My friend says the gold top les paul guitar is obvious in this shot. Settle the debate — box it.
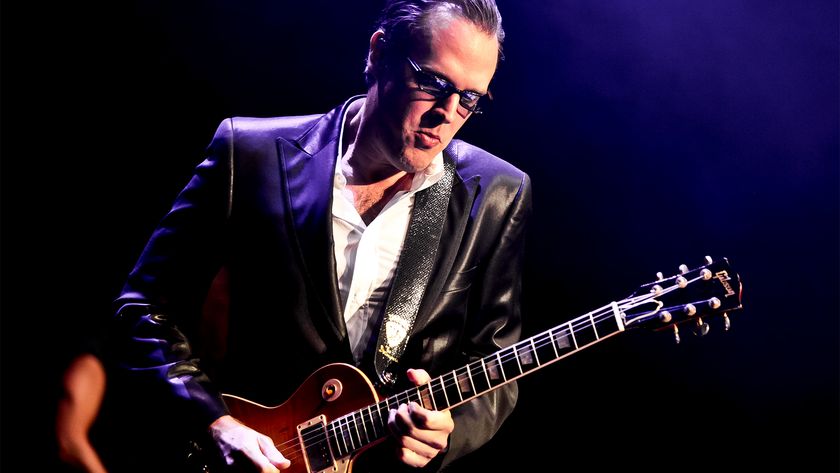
[191,256,743,473]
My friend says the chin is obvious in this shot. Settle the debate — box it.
[400,148,437,173]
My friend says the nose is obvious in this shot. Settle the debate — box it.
[434,93,462,123]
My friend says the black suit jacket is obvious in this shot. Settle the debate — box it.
[112,96,532,470]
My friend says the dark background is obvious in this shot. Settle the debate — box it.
[3,1,837,471]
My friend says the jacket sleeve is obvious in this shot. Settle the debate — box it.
[110,119,235,427]
[440,172,532,469]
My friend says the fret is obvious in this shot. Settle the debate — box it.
[386,395,398,412]
[486,354,504,387]
[589,312,600,339]
[351,413,363,448]
[355,410,369,444]
[455,368,473,399]
[573,315,598,347]
[394,390,409,407]
[534,331,558,365]
[471,361,490,394]
[344,416,357,451]
[438,370,460,404]
[411,386,422,408]
[515,341,537,373]
[529,338,540,366]
[481,358,492,387]
[452,370,464,401]
[499,346,520,379]
[419,383,436,411]
[431,376,448,409]
[466,363,476,394]
[366,405,378,439]
[329,422,343,457]
[568,321,579,349]
[406,388,420,406]
[438,375,451,408]
[338,417,350,454]
[375,401,386,434]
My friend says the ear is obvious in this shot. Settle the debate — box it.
[365,30,387,80]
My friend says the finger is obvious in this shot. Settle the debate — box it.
[406,368,431,385]
[388,403,412,437]
[239,446,280,473]
[396,445,435,468]
[399,434,441,459]
[409,402,454,433]
[258,435,291,469]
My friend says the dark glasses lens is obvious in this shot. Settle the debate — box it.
[406,57,490,114]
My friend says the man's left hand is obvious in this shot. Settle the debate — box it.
[387,368,455,468]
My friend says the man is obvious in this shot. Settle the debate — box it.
[110,1,531,471]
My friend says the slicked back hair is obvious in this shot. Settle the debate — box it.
[365,0,505,86]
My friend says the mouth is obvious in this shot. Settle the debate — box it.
[415,130,441,149]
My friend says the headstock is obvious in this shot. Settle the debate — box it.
[621,256,743,342]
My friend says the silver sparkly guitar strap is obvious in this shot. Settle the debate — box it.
[374,158,456,386]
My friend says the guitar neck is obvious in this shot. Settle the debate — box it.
[325,302,628,458]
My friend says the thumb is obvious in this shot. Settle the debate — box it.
[406,368,431,385]
[258,435,291,469]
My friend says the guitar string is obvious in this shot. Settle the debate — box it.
[274,281,693,459]
[269,275,700,460]
[271,298,641,459]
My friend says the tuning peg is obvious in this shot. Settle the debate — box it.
[708,297,722,309]
[693,317,710,337]
[659,310,673,323]
[679,264,689,274]
[656,271,664,281]
[673,325,681,344]
[723,313,731,331]
[705,255,714,265]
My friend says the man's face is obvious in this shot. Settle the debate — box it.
[372,16,499,173]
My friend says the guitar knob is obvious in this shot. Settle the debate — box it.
[723,313,731,331]
[679,264,689,274]
[693,317,710,337]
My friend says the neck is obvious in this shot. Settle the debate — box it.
[342,97,406,185]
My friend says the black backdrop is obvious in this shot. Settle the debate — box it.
[3,1,837,471]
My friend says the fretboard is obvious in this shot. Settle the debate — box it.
[325,302,627,457]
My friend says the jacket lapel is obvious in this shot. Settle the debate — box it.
[276,100,357,343]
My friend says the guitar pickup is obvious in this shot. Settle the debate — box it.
[297,415,335,473]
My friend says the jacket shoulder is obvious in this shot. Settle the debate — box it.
[447,139,529,184]
[211,114,324,145]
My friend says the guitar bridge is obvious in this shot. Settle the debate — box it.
[297,415,337,473]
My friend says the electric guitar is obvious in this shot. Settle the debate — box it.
[190,256,743,472]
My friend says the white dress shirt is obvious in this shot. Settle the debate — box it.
[332,99,444,363]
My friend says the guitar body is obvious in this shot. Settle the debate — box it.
[222,363,381,473]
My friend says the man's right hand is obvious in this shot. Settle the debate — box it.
[209,415,291,472]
